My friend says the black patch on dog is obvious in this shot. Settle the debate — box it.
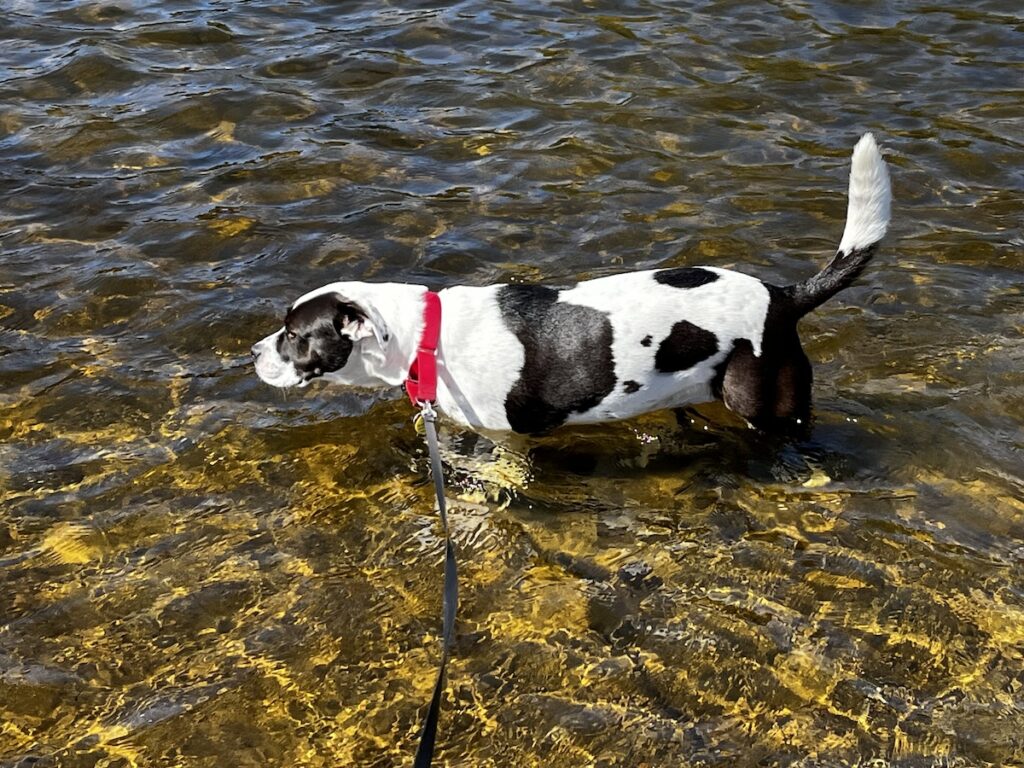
[640,335,652,347]
[280,293,364,381]
[623,380,641,394]
[497,285,616,434]
[654,267,719,289]
[654,320,719,373]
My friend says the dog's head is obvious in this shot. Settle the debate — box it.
[251,286,389,388]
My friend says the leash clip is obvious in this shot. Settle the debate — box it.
[412,401,436,435]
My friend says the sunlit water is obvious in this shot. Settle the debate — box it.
[1,1,1022,766]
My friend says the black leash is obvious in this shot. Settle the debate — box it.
[412,402,458,767]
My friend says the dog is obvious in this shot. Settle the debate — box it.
[252,133,890,436]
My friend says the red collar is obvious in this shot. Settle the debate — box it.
[404,290,442,405]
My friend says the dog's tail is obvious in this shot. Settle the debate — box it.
[786,133,891,316]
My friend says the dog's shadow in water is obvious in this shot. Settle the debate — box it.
[435,402,870,514]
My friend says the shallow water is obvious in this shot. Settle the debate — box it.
[1,1,1023,766]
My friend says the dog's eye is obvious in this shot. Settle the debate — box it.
[286,331,296,340]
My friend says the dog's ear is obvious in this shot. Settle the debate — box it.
[333,295,389,348]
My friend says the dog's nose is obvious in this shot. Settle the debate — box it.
[250,344,261,359]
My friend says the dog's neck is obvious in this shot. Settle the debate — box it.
[328,282,430,387]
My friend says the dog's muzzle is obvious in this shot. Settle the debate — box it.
[251,333,304,388]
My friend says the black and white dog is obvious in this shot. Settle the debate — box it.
[253,134,890,436]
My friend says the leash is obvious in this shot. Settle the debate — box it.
[411,402,457,767]
[404,290,457,767]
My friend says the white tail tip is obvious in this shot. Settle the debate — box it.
[837,132,891,255]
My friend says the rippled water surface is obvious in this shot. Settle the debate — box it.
[2,1,1023,765]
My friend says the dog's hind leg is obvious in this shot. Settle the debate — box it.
[771,339,812,428]
[719,337,812,435]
